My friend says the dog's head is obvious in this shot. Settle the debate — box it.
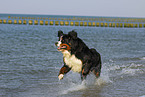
[55,30,77,52]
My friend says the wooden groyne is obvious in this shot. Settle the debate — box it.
[0,16,145,28]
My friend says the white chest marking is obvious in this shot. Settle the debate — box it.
[62,51,82,73]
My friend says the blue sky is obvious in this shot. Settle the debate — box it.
[0,0,145,18]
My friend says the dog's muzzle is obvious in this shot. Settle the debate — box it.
[55,41,71,51]
[55,41,62,47]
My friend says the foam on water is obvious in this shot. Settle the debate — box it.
[121,68,140,75]
[121,63,144,76]
[108,62,144,75]
[140,57,145,60]
[140,95,145,97]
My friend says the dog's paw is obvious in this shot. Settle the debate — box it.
[58,74,64,80]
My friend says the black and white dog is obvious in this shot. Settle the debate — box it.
[55,30,102,81]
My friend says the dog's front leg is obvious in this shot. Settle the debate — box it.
[58,64,71,80]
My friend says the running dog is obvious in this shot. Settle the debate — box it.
[55,30,102,81]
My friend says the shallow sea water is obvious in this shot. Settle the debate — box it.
[0,23,145,97]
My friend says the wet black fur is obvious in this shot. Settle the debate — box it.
[56,30,102,80]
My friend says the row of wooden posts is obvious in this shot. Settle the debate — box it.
[0,19,145,28]
[8,16,145,22]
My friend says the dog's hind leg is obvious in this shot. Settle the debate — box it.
[80,72,86,81]
[93,64,101,78]
[81,62,91,81]
[93,70,100,78]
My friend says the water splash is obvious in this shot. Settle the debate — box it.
[60,80,86,95]
[59,64,113,95]
[95,77,107,86]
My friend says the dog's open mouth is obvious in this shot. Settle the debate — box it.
[57,45,67,50]
[57,44,71,51]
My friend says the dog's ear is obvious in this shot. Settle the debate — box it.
[68,30,77,39]
[58,30,63,37]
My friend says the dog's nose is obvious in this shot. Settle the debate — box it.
[55,41,61,46]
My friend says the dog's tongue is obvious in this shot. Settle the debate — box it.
[57,46,66,50]
[57,46,61,50]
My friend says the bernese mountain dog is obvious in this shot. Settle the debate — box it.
[55,30,102,81]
